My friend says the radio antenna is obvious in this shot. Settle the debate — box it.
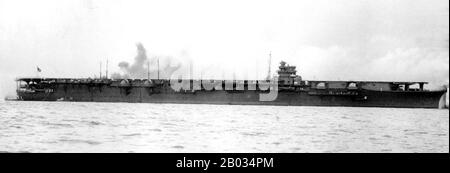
[157,58,160,80]
[267,51,272,80]
[99,61,102,79]
[147,60,150,80]
[106,58,108,79]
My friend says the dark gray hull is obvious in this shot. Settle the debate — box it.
[17,84,447,108]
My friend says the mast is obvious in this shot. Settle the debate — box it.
[106,59,108,79]
[99,61,102,79]
[267,51,272,80]
[157,58,160,80]
[147,60,150,80]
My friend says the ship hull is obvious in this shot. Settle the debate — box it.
[17,84,447,108]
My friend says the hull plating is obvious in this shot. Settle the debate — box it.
[17,84,446,108]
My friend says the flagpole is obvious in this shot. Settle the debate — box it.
[36,66,42,78]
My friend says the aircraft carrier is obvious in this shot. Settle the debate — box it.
[15,61,447,108]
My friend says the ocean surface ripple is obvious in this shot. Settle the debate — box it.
[0,101,448,153]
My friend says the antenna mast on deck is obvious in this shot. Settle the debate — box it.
[147,61,150,80]
[99,61,102,79]
[157,58,160,80]
[106,59,108,79]
[266,51,272,80]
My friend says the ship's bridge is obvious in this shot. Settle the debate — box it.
[277,61,302,86]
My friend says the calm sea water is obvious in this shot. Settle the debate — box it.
[0,101,448,153]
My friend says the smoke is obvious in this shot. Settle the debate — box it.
[111,43,183,79]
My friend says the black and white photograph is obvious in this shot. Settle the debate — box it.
[0,0,448,170]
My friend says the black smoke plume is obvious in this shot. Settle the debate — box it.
[111,43,182,79]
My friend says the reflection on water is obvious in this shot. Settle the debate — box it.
[0,101,448,153]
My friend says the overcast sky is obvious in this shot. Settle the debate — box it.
[0,0,449,97]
